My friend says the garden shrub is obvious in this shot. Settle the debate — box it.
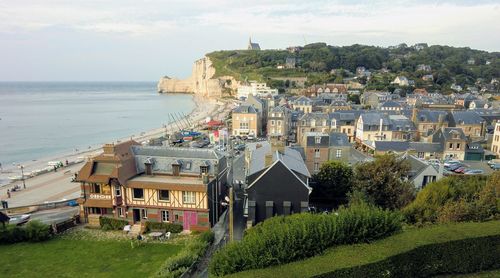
[209,204,403,276]
[144,221,183,233]
[0,221,52,244]
[314,235,500,278]
[403,175,499,224]
[99,216,128,230]
[156,231,214,278]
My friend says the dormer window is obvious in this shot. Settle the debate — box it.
[172,161,181,176]
[200,165,209,175]
[315,137,321,144]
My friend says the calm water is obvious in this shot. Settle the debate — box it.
[0,82,195,165]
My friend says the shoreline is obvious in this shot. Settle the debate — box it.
[0,94,234,187]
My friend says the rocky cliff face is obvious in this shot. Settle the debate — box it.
[157,57,238,98]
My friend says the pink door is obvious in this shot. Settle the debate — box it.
[183,211,198,230]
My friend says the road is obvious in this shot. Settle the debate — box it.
[30,206,79,225]
[0,163,82,207]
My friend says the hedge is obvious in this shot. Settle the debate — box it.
[314,235,500,278]
[155,231,214,278]
[99,216,129,230]
[0,221,52,244]
[209,204,402,276]
[144,221,183,234]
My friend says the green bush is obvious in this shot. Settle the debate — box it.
[25,220,51,242]
[403,175,499,224]
[315,235,500,278]
[99,216,129,230]
[209,204,403,276]
[144,221,183,234]
[156,231,214,278]
[0,221,52,244]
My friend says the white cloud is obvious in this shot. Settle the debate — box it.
[0,1,498,49]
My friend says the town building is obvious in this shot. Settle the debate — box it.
[491,121,500,157]
[267,105,292,141]
[448,111,486,140]
[237,82,278,99]
[432,127,467,160]
[405,155,442,190]
[291,96,313,113]
[231,105,261,136]
[244,142,311,226]
[77,141,228,231]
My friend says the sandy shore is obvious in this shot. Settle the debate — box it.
[0,94,234,187]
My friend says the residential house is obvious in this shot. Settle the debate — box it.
[491,121,500,157]
[391,76,410,86]
[422,74,434,82]
[267,105,292,141]
[372,141,443,159]
[380,101,403,111]
[237,82,277,99]
[245,143,311,225]
[231,105,261,136]
[407,109,449,141]
[416,64,432,72]
[328,100,352,111]
[125,146,228,231]
[300,132,351,174]
[330,112,357,142]
[244,94,267,132]
[448,111,486,140]
[405,155,442,190]
[432,127,467,160]
[361,91,391,108]
[355,113,392,143]
[297,113,331,145]
[77,140,140,226]
[389,115,417,141]
[292,96,313,113]
[77,142,228,231]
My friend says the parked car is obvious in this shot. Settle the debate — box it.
[491,163,500,170]
[427,159,440,166]
[464,169,484,175]
[8,214,30,226]
[446,164,463,171]
[454,167,467,174]
[444,160,461,167]
[487,159,500,166]
[247,135,255,141]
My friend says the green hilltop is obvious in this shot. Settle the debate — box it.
[206,43,500,92]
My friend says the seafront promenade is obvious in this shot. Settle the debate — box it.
[0,95,234,207]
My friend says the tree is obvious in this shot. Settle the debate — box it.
[311,161,353,206]
[353,154,415,210]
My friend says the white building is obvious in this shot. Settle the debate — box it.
[492,121,500,157]
[237,82,278,99]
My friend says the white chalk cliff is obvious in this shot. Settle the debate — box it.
[157,57,238,98]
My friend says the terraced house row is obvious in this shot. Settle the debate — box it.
[76,141,228,231]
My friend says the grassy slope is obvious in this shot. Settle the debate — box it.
[228,221,500,278]
[0,238,183,277]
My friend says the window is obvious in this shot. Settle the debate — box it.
[314,163,320,172]
[89,207,102,214]
[158,190,169,201]
[114,185,121,196]
[117,207,124,217]
[161,210,170,222]
[141,208,148,219]
[91,183,101,194]
[183,191,196,204]
[200,165,209,175]
[133,188,144,199]
[315,137,321,144]
[240,122,249,129]
[336,149,342,158]
[270,120,275,126]
[449,143,453,149]
[314,149,320,158]
[456,143,461,149]
[418,152,424,158]
[277,120,282,126]
[173,164,180,176]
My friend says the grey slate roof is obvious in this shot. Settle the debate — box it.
[233,105,257,114]
[409,142,443,153]
[381,100,402,108]
[329,132,350,147]
[374,141,410,152]
[248,146,310,178]
[442,127,467,141]
[450,111,485,125]
[131,145,224,176]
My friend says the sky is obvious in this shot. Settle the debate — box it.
[0,0,499,81]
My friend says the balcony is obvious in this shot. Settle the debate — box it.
[89,194,112,200]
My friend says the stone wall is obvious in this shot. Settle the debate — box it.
[157,57,239,98]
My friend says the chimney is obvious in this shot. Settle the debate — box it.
[265,153,274,167]
[411,108,418,124]
[379,118,383,136]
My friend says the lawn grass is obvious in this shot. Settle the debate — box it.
[228,221,500,277]
[0,233,183,277]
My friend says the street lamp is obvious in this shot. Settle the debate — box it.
[18,164,26,189]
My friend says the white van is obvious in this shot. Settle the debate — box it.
[487,159,500,165]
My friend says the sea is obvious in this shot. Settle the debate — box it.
[0,82,195,166]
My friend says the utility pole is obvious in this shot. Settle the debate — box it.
[229,186,234,242]
[19,165,26,189]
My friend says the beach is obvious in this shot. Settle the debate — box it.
[0,94,234,194]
